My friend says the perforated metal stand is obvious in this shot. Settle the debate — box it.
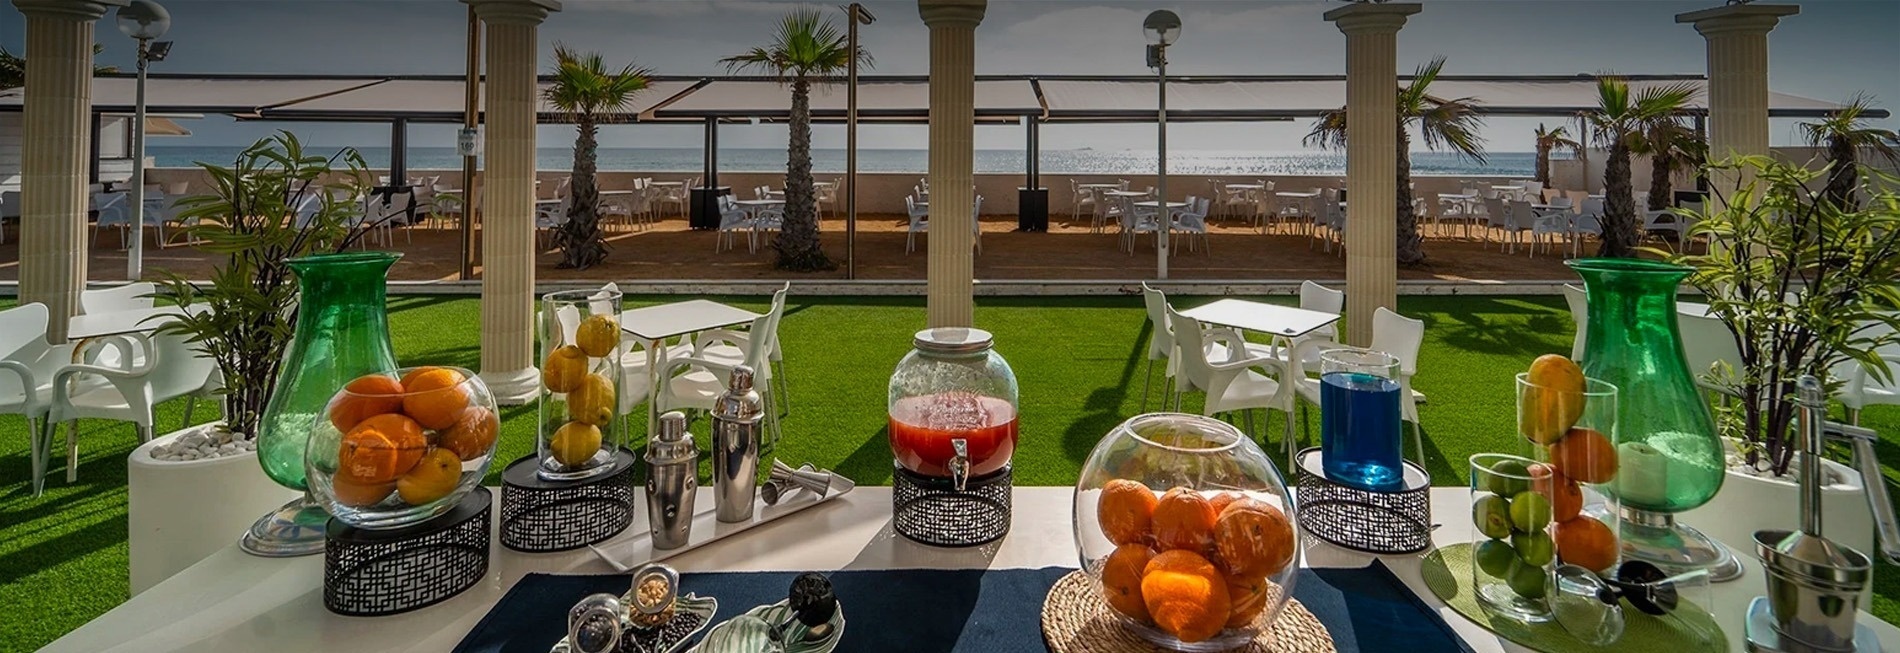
[323,486,491,616]
[893,464,1012,547]
[1294,448,1432,554]
[500,449,637,552]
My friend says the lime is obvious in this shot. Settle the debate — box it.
[1472,495,1513,540]
[1506,559,1549,600]
[1475,539,1517,577]
[1513,530,1555,567]
[1510,491,1553,532]
[1485,459,1532,497]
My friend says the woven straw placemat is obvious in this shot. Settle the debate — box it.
[1041,570,1336,653]
[1421,543,1727,653]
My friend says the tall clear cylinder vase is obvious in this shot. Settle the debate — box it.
[242,252,401,557]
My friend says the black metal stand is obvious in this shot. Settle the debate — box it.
[499,449,637,552]
[689,186,731,230]
[323,486,491,616]
[893,464,1012,547]
[1017,188,1048,232]
[1293,448,1432,554]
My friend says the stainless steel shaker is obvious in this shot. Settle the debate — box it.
[645,411,697,549]
[711,365,765,523]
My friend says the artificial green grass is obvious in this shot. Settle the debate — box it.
[3,294,1897,650]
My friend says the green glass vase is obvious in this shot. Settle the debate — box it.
[1567,257,1739,580]
[241,251,400,557]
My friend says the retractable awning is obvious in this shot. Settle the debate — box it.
[257,78,702,122]
[639,79,1043,123]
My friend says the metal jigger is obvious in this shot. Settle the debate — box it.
[761,460,835,506]
[1745,376,1899,653]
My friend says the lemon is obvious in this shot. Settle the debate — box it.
[541,345,589,393]
[566,373,616,427]
[575,314,621,358]
[550,421,603,467]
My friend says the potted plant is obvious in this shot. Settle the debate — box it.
[127,132,387,592]
[1663,155,1900,558]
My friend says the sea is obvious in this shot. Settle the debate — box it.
[148,146,1538,177]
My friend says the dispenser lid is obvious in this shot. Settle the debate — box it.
[914,328,993,354]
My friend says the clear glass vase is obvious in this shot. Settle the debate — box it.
[243,251,401,557]
[1318,347,1404,492]
[1566,258,1737,580]
[538,289,625,482]
[306,366,499,529]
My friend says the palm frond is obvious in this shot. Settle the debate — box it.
[1802,93,1900,164]
[543,43,651,122]
[721,6,870,83]
[1304,108,1348,150]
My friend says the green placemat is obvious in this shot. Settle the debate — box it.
[1421,543,1727,653]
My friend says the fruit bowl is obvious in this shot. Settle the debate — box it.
[1073,413,1300,652]
[305,366,499,529]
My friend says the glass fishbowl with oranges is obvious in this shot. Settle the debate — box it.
[538,289,625,482]
[305,366,499,529]
[1074,413,1300,651]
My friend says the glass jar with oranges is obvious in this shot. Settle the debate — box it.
[305,366,499,529]
[1074,413,1300,651]
[538,289,625,482]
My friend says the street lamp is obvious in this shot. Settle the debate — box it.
[1143,9,1179,279]
[116,0,171,281]
[845,2,874,280]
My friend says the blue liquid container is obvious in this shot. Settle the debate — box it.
[1319,370,1404,491]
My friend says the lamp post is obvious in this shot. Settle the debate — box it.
[1144,10,1179,280]
[846,3,874,280]
[116,0,171,281]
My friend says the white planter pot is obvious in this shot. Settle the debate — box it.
[128,424,298,595]
[1677,439,1874,593]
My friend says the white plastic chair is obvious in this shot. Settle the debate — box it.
[91,191,131,248]
[1572,198,1606,257]
[1167,304,1295,456]
[695,283,792,416]
[905,196,930,254]
[972,195,985,255]
[1529,202,1572,258]
[1118,197,1158,254]
[1679,310,1744,398]
[1563,284,1588,360]
[1840,323,1900,425]
[43,328,218,489]
[1070,179,1096,225]
[716,195,759,253]
[1269,281,1345,375]
[80,282,158,368]
[1171,198,1211,254]
[657,311,782,444]
[1,304,79,496]
[1289,307,1427,468]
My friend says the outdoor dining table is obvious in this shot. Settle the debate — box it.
[1102,190,1149,198]
[1077,183,1121,189]
[1277,191,1320,199]
[38,486,1891,653]
[1226,183,1266,190]
[620,299,763,437]
[1134,200,1189,210]
[1181,297,1339,339]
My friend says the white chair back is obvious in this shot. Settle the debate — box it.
[81,282,157,315]
[1299,281,1344,339]
[1166,304,1216,393]
[1140,283,1173,361]
[1368,307,1423,378]
[144,329,217,399]
[1679,311,1743,386]
[1563,283,1587,360]
[0,303,59,402]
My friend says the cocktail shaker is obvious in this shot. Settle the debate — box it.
[711,365,765,523]
[645,411,697,549]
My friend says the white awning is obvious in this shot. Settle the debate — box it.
[641,79,1043,122]
[259,78,702,122]
[0,76,384,115]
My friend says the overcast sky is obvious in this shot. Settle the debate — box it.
[4,0,1895,152]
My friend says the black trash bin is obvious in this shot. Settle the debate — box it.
[1017,187,1048,232]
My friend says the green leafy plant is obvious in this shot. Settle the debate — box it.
[1306,55,1487,267]
[1587,75,1697,257]
[722,6,871,272]
[1661,155,1900,475]
[155,132,388,442]
[0,43,117,90]
[1533,123,1579,187]
[544,44,651,270]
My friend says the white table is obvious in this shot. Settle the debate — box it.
[1181,298,1341,339]
[1226,183,1266,190]
[1078,183,1121,190]
[1135,201,1190,210]
[620,300,762,436]
[1103,190,1149,198]
[67,305,204,341]
[42,487,1893,653]
[650,181,684,187]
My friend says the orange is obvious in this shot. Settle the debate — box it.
[397,447,463,505]
[327,374,404,433]
[550,421,603,467]
[1520,355,1586,445]
[1141,550,1231,643]
[1208,492,1243,516]
[401,367,471,430]
[566,373,616,427]
[1097,479,1158,546]
[331,476,395,508]
[1225,574,1271,628]
[336,413,428,484]
[1531,464,1585,523]
[1100,543,1156,622]
[1152,487,1218,552]
[541,345,590,393]
[1214,499,1296,578]
[575,314,621,358]
[438,406,499,461]
[1549,428,1618,483]
[1554,515,1618,572]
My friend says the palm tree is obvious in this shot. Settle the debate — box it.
[0,44,118,90]
[1305,56,1486,266]
[1585,76,1697,258]
[1800,94,1899,209]
[543,45,650,270]
[1532,123,1579,186]
[722,7,869,272]
[1636,116,1702,211]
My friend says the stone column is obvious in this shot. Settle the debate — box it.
[12,0,126,342]
[919,0,984,328]
[1678,4,1797,208]
[466,0,559,404]
[1326,3,1418,347]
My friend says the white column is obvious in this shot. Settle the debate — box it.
[466,0,559,404]
[12,0,127,342]
[1678,3,1797,209]
[1325,3,1418,347]
[919,0,984,329]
